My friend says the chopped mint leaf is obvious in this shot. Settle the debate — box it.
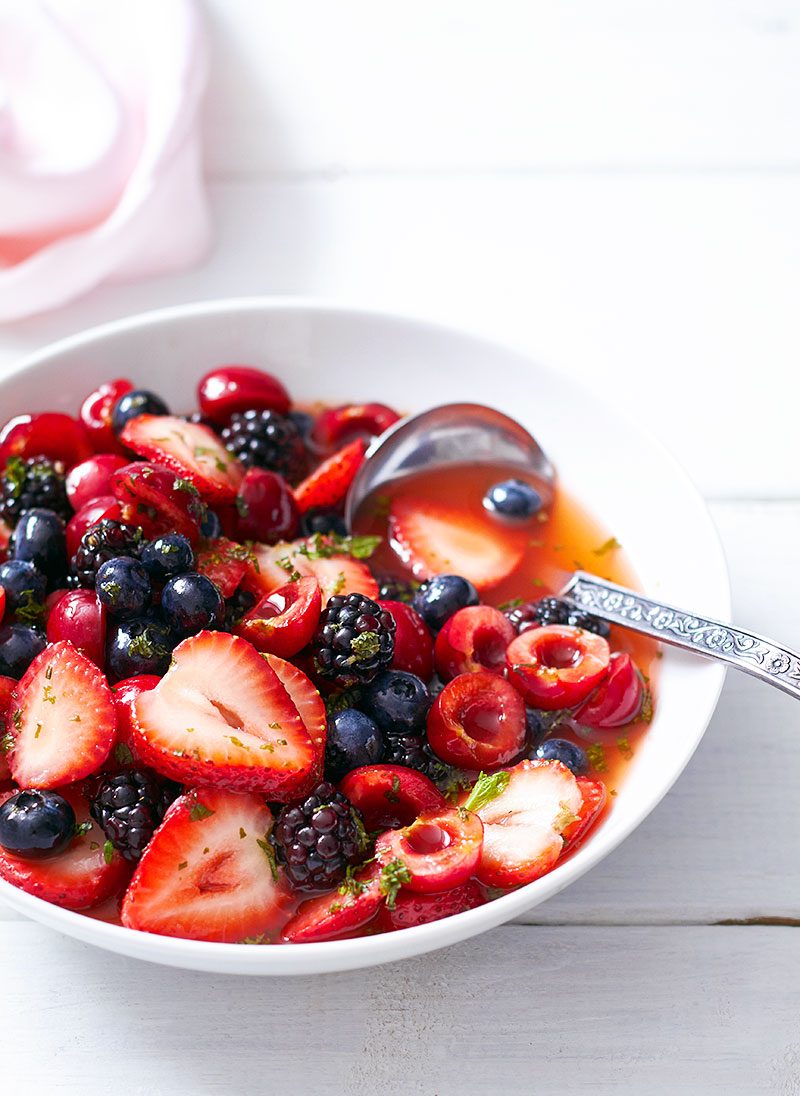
[172,476,199,497]
[177,861,188,871]
[276,556,302,581]
[42,684,56,705]
[296,532,381,562]
[0,732,13,754]
[554,800,580,831]
[257,837,279,882]
[350,631,380,660]
[114,742,134,765]
[15,589,45,624]
[497,597,523,611]
[12,709,21,729]
[616,736,633,759]
[592,536,622,557]
[73,820,92,838]
[239,933,268,945]
[235,495,249,518]
[379,858,412,910]
[189,802,215,822]
[239,827,247,839]
[586,743,608,772]
[324,688,362,716]
[463,771,510,813]
[385,774,401,803]
[103,840,114,865]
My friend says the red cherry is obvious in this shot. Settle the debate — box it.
[312,403,400,451]
[338,764,446,831]
[234,467,299,543]
[427,671,527,769]
[434,605,515,682]
[111,674,160,766]
[197,365,291,425]
[378,879,485,932]
[46,589,106,668]
[109,461,206,543]
[0,412,92,471]
[66,496,123,558]
[66,454,129,512]
[573,651,644,729]
[375,805,483,894]
[234,577,322,658]
[506,625,610,710]
[79,378,133,453]
[378,599,434,680]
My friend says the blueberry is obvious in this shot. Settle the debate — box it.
[141,534,195,581]
[361,670,431,735]
[534,738,588,775]
[111,389,170,436]
[0,790,76,860]
[325,708,385,781]
[412,574,479,631]
[483,478,542,521]
[11,508,66,585]
[525,708,547,749]
[200,509,221,539]
[289,410,315,439]
[160,573,225,636]
[0,624,46,679]
[301,508,348,537]
[106,618,173,681]
[0,560,46,614]
[95,557,152,620]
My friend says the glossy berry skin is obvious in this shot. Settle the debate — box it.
[0,413,92,471]
[90,769,178,861]
[46,589,106,667]
[111,389,170,436]
[427,671,527,770]
[109,461,206,544]
[200,509,222,539]
[0,790,76,860]
[378,599,434,680]
[272,781,364,890]
[506,596,610,639]
[314,593,396,686]
[0,560,46,614]
[197,364,291,424]
[434,605,515,681]
[375,805,483,894]
[11,508,66,584]
[0,456,70,527]
[221,410,306,484]
[234,576,322,658]
[311,403,400,451]
[140,534,195,581]
[339,764,446,832]
[506,625,611,710]
[160,573,225,636]
[378,879,485,932]
[80,378,133,453]
[65,496,123,559]
[412,574,479,632]
[111,674,160,763]
[234,467,299,543]
[325,708,385,782]
[573,651,644,729]
[106,618,172,682]
[95,558,152,620]
[70,519,143,589]
[534,738,589,776]
[483,478,543,521]
[0,623,46,678]
[362,670,431,735]
[65,454,128,512]
[300,508,348,538]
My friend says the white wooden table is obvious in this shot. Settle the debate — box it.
[1,4,799,1092]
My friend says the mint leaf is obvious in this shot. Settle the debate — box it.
[463,770,510,813]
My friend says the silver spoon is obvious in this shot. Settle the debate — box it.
[346,402,800,703]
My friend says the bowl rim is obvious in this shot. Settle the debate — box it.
[0,296,730,974]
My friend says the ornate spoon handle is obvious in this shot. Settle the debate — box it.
[562,572,800,702]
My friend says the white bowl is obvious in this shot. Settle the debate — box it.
[0,299,729,975]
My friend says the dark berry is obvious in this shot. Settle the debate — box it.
[300,508,348,537]
[412,574,479,631]
[313,593,396,686]
[534,737,588,775]
[0,456,70,527]
[0,790,76,860]
[0,624,46,678]
[383,732,447,783]
[95,557,152,620]
[224,587,257,630]
[90,769,178,861]
[506,596,610,639]
[221,409,307,484]
[106,618,172,682]
[112,389,170,435]
[200,509,222,539]
[525,708,548,749]
[0,560,46,616]
[160,573,225,636]
[70,519,143,588]
[11,508,67,585]
[272,782,365,890]
[376,574,418,603]
[484,478,542,521]
[362,670,431,735]
[325,708,385,782]
[140,533,195,581]
[289,410,315,439]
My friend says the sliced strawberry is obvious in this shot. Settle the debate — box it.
[389,497,524,591]
[195,537,253,597]
[109,461,206,542]
[245,539,378,601]
[305,556,379,601]
[110,675,161,767]
[121,788,293,942]
[0,783,130,910]
[132,632,320,799]
[263,653,326,775]
[293,438,366,513]
[0,675,17,782]
[468,759,584,888]
[120,415,244,503]
[235,577,322,658]
[378,879,485,932]
[0,516,11,562]
[9,642,116,789]
[561,776,608,851]
[279,862,383,943]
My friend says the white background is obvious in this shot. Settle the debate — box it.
[1,3,800,1093]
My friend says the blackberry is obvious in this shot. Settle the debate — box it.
[221,409,307,484]
[70,519,144,588]
[384,732,447,783]
[505,596,610,639]
[313,593,396,686]
[272,781,365,890]
[90,769,179,862]
[376,574,418,603]
[0,456,70,526]
[224,587,256,629]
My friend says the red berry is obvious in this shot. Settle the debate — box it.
[46,590,106,668]
[338,764,446,831]
[378,878,485,932]
[0,517,11,563]
[375,805,483,894]
[280,862,383,943]
[66,454,128,512]
[0,675,16,782]
[79,378,133,453]
[561,776,608,852]
[120,415,244,504]
[65,496,123,558]
[111,674,160,766]
[197,365,291,425]
[109,461,206,543]
[434,605,515,682]
[235,576,322,658]
[573,651,644,728]
[234,467,299,543]
[312,403,400,450]
[378,599,434,680]
[293,438,366,513]
[0,413,92,471]
[506,625,610,711]
[427,671,526,769]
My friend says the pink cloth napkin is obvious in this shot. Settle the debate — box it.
[0,0,209,322]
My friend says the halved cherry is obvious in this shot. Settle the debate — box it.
[66,495,123,558]
[235,576,322,658]
[427,671,526,769]
[434,605,515,682]
[375,805,483,894]
[46,589,106,668]
[561,776,608,851]
[311,403,400,451]
[111,674,161,766]
[66,454,129,512]
[280,862,383,943]
[197,365,291,424]
[0,413,92,471]
[379,599,434,680]
[506,625,610,711]
[79,378,133,454]
[377,878,485,932]
[109,461,206,543]
[338,764,446,831]
[573,651,644,729]
[234,467,299,544]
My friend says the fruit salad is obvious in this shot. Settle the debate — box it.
[0,366,655,944]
